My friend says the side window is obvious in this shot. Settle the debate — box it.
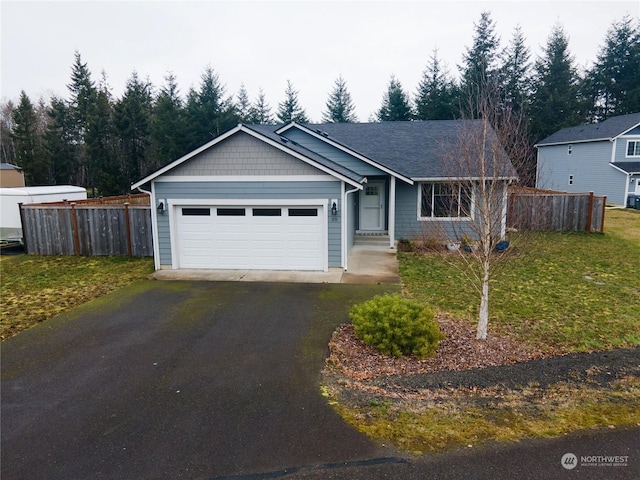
[627,141,640,157]
[568,144,572,155]
[568,175,574,185]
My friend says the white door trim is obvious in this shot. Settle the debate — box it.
[359,180,385,231]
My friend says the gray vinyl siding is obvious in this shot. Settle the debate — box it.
[615,134,640,162]
[395,182,498,241]
[283,128,386,176]
[154,181,342,267]
[537,141,628,205]
[170,132,323,176]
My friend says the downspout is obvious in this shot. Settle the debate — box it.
[342,184,361,271]
[136,185,160,270]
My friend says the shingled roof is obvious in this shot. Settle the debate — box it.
[277,120,517,180]
[536,112,640,146]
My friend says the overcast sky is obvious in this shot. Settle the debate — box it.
[1,0,638,122]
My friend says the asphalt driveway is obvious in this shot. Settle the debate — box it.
[1,281,397,479]
[3,281,638,480]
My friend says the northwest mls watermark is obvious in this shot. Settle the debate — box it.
[561,452,629,470]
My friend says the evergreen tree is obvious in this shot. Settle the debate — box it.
[586,15,640,120]
[248,88,274,124]
[376,75,413,121]
[459,11,501,109]
[12,91,48,185]
[44,96,75,185]
[86,73,120,195]
[322,75,357,123]
[151,73,189,166]
[114,71,153,190]
[186,66,238,149]
[277,80,309,123]
[415,50,459,120]
[498,25,532,115]
[236,84,251,123]
[66,51,97,186]
[529,23,583,142]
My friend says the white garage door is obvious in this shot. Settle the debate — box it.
[176,205,325,270]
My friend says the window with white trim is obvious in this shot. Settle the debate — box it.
[626,140,640,157]
[568,175,574,185]
[419,183,472,219]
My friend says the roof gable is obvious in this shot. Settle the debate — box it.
[131,125,365,190]
[536,112,640,146]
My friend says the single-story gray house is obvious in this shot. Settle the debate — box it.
[536,112,640,206]
[132,121,515,272]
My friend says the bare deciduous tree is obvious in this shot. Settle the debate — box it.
[434,82,530,340]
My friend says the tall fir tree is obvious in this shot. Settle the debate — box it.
[498,25,532,115]
[186,66,238,150]
[66,51,96,186]
[586,15,640,120]
[44,96,75,185]
[151,73,189,166]
[376,75,413,121]
[12,91,48,185]
[322,75,357,123]
[529,23,583,142]
[114,71,153,190]
[248,88,274,124]
[459,11,501,111]
[415,50,459,120]
[86,73,120,195]
[277,80,309,124]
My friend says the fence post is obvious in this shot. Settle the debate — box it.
[600,196,607,233]
[124,202,132,256]
[508,192,515,229]
[70,203,80,255]
[586,192,594,232]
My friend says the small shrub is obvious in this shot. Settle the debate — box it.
[349,294,445,359]
[398,238,416,252]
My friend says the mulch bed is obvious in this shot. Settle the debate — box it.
[325,315,640,394]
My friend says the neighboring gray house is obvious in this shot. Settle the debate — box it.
[132,121,515,272]
[536,112,640,206]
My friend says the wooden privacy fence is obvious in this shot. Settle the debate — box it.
[20,203,153,256]
[508,189,606,233]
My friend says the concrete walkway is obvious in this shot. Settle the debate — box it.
[152,244,401,284]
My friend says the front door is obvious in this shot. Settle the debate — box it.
[359,181,385,231]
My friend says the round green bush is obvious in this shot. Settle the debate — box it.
[349,294,445,359]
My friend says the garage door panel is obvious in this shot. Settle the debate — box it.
[176,204,324,270]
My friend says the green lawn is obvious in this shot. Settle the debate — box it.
[0,255,154,340]
[326,208,640,454]
[399,208,640,352]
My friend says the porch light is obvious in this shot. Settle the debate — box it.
[157,200,165,214]
[331,199,338,216]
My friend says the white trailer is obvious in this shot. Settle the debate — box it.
[0,185,87,244]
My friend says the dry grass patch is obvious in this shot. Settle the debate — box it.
[1,255,154,339]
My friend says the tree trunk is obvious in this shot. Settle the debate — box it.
[477,259,490,340]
